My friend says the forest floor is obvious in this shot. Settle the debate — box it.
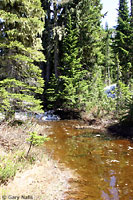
[0,121,77,200]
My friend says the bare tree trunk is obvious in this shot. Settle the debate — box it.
[105,29,111,85]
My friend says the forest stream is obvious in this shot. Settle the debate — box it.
[43,120,133,200]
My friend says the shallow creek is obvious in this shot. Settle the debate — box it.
[43,120,133,200]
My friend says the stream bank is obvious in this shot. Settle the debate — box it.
[0,121,77,200]
[80,111,133,139]
[54,109,133,138]
[0,111,132,200]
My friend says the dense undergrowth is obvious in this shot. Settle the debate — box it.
[83,80,133,126]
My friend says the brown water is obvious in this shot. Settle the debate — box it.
[43,120,133,200]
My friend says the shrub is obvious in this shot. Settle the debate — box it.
[26,131,49,157]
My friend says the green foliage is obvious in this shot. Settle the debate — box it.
[44,74,60,109]
[101,24,115,84]
[0,158,17,183]
[0,78,44,115]
[85,67,116,118]
[77,0,103,72]
[42,0,105,112]
[121,97,133,125]
[60,12,89,110]
[116,81,133,123]
[42,0,133,126]
[0,87,10,112]
[0,151,25,183]
[0,0,45,118]
[27,131,49,146]
[26,131,49,157]
[114,0,132,84]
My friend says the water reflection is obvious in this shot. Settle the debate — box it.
[102,170,119,200]
[43,120,133,200]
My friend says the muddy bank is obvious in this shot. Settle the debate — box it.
[54,109,133,138]
[80,112,133,139]
[54,109,81,120]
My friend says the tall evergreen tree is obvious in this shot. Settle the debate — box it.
[42,0,113,111]
[41,0,51,85]
[60,13,89,110]
[114,0,131,84]
[41,0,66,85]
[129,0,133,81]
[77,0,103,74]
[0,0,45,116]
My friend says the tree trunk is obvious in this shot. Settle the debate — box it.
[54,1,59,78]
[46,1,51,84]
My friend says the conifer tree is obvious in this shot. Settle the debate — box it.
[77,0,103,74]
[0,0,45,116]
[42,0,116,111]
[129,0,133,81]
[41,0,51,85]
[41,0,66,85]
[114,0,131,84]
[60,13,89,110]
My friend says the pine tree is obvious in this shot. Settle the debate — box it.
[41,0,65,85]
[60,13,89,110]
[114,0,131,84]
[41,0,71,107]
[129,0,133,81]
[77,0,103,74]
[42,0,114,111]
[41,0,51,85]
[0,0,45,117]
